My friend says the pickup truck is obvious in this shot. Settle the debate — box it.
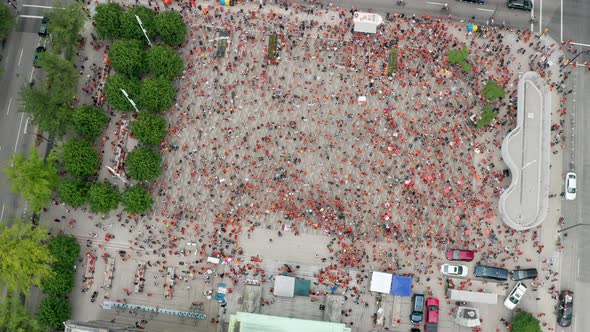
[425,297,439,332]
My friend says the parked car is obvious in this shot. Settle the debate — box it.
[446,249,474,262]
[38,16,49,37]
[33,46,46,67]
[511,268,538,281]
[565,172,577,200]
[473,265,508,281]
[558,290,574,327]
[440,264,468,277]
[410,294,425,324]
[504,282,527,310]
[425,298,439,332]
[507,0,533,10]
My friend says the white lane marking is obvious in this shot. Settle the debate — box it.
[577,257,580,277]
[17,49,23,66]
[570,42,590,47]
[29,68,34,82]
[477,8,494,12]
[11,113,25,167]
[539,0,543,34]
[0,203,4,221]
[560,0,563,42]
[22,4,53,9]
[18,15,44,19]
[6,98,12,115]
[23,117,30,134]
[426,1,445,5]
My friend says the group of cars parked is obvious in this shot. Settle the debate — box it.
[459,0,533,10]
[407,249,574,329]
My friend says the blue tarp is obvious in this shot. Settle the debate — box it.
[390,275,412,296]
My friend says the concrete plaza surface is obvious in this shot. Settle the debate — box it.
[34,1,573,332]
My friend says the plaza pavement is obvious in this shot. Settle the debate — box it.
[27,1,572,332]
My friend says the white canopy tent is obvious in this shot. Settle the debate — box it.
[370,271,392,294]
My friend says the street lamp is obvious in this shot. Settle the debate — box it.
[135,15,152,48]
[120,88,139,113]
[557,223,590,233]
[563,49,590,67]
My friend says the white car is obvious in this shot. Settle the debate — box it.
[504,282,527,310]
[440,264,468,277]
[565,172,577,200]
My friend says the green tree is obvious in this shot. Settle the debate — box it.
[155,11,187,46]
[121,6,157,41]
[57,178,90,207]
[93,3,123,40]
[131,113,167,145]
[48,234,81,267]
[138,77,176,113]
[19,86,73,139]
[122,186,153,213]
[3,147,59,212]
[476,104,498,129]
[147,44,184,80]
[39,51,79,102]
[105,74,141,112]
[61,140,99,177]
[72,104,108,139]
[0,3,16,40]
[38,297,70,330]
[447,48,471,73]
[482,79,506,101]
[126,147,161,181]
[109,39,146,78]
[511,311,542,332]
[0,220,54,294]
[47,1,86,60]
[0,295,43,332]
[40,265,74,295]
[88,182,120,213]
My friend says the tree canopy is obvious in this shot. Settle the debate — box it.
[0,4,16,40]
[512,311,542,332]
[108,39,146,78]
[72,104,109,139]
[476,104,498,129]
[93,3,124,40]
[88,182,120,213]
[482,79,506,101]
[3,147,59,212]
[122,186,153,213]
[39,51,79,102]
[105,74,141,112]
[447,48,471,72]
[61,139,99,177]
[40,265,74,295]
[147,44,184,80]
[57,178,90,207]
[131,113,168,145]
[38,297,71,330]
[155,11,187,46]
[0,296,43,332]
[47,234,81,267]
[125,147,162,181]
[138,77,176,113]
[47,2,86,60]
[120,6,157,41]
[0,220,54,294]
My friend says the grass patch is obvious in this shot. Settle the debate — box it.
[215,29,229,58]
[387,48,398,75]
[268,33,278,62]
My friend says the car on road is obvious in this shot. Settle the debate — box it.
[440,264,468,277]
[425,298,439,332]
[446,249,474,262]
[33,46,46,67]
[410,294,425,324]
[511,268,538,281]
[565,172,577,200]
[474,265,509,281]
[558,290,574,327]
[504,282,527,310]
[39,16,49,37]
[507,0,533,10]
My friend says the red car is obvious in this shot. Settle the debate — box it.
[446,249,474,262]
[425,298,439,332]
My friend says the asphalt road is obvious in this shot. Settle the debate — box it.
[0,1,55,222]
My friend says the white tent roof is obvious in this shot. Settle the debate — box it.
[370,271,392,294]
[273,275,295,297]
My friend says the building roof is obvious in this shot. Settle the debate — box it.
[228,312,352,332]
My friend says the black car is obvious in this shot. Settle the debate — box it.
[410,294,425,324]
[473,265,508,281]
[511,268,538,281]
[507,0,532,10]
[38,16,49,37]
[558,290,574,327]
